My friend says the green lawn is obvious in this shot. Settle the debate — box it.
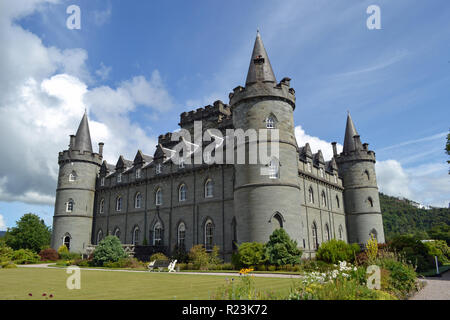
[0,268,296,300]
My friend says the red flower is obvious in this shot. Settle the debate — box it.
[28,293,32,296]
[49,294,54,298]
[42,293,47,296]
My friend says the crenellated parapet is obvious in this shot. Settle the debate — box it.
[179,100,232,131]
[58,149,102,166]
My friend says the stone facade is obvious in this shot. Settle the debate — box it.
[51,32,385,259]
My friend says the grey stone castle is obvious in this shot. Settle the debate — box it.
[51,32,385,259]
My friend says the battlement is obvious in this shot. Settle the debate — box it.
[58,149,102,166]
[335,149,376,164]
[179,100,232,127]
[229,78,296,109]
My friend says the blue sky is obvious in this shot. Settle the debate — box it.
[0,0,449,230]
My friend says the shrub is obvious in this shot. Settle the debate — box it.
[377,258,417,298]
[0,243,14,262]
[188,245,210,270]
[149,252,169,262]
[0,261,17,269]
[366,234,378,263]
[264,228,302,266]
[388,235,434,271]
[423,240,450,264]
[171,244,188,263]
[38,248,59,261]
[299,259,334,273]
[92,235,128,267]
[236,242,266,267]
[11,249,40,264]
[316,239,360,264]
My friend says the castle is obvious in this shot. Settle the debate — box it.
[51,32,385,259]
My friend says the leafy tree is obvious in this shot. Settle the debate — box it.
[92,235,128,266]
[264,228,302,266]
[237,242,266,267]
[4,213,51,253]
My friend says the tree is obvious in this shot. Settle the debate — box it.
[264,228,302,266]
[237,242,266,267]
[92,235,128,266]
[4,213,51,253]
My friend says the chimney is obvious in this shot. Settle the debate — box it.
[363,143,369,150]
[69,135,76,149]
[331,142,338,157]
[98,142,104,156]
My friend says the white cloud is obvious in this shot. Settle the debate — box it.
[294,125,342,161]
[95,62,112,80]
[376,160,412,199]
[0,214,6,231]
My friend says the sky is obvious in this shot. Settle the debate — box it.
[0,0,449,230]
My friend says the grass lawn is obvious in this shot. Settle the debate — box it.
[0,268,296,300]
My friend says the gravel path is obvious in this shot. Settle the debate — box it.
[410,271,450,300]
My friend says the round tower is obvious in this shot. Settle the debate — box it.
[335,113,385,245]
[51,112,102,253]
[229,31,302,244]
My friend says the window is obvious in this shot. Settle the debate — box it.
[307,162,312,172]
[63,235,71,250]
[66,199,74,212]
[308,187,314,203]
[100,177,105,186]
[96,230,103,244]
[99,198,104,214]
[271,212,283,230]
[266,116,275,129]
[268,158,279,179]
[338,225,344,240]
[155,188,162,205]
[178,223,186,248]
[132,226,139,245]
[205,179,213,198]
[116,196,122,211]
[135,192,142,208]
[205,220,214,251]
[155,163,162,174]
[319,168,324,178]
[179,184,186,202]
[324,224,330,242]
[117,173,122,183]
[321,191,326,207]
[312,222,319,250]
[334,175,337,183]
[336,195,340,208]
[114,227,121,239]
[365,170,370,180]
[69,171,77,182]
[136,168,141,179]
[179,157,185,169]
[368,197,374,207]
[153,222,162,246]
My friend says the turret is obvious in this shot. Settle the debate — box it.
[51,112,102,253]
[231,31,302,245]
[335,112,385,245]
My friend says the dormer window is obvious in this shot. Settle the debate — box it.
[100,177,105,186]
[179,158,185,169]
[307,162,312,172]
[334,175,337,183]
[319,168,324,178]
[266,116,275,129]
[155,163,162,174]
[117,173,122,183]
[136,168,141,179]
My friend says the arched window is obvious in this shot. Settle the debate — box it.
[155,163,162,174]
[368,197,374,207]
[268,158,279,179]
[155,188,162,205]
[132,226,140,245]
[179,184,186,202]
[271,212,283,231]
[136,168,141,179]
[117,172,122,183]
[99,198,104,214]
[63,235,71,250]
[100,177,105,186]
[308,187,314,203]
[364,170,370,180]
[178,223,186,248]
[338,225,344,240]
[135,192,142,208]
[312,222,319,250]
[324,223,330,242]
[321,191,327,207]
[205,219,214,251]
[153,222,162,246]
[66,199,74,212]
[205,179,213,198]
[114,227,121,239]
[336,195,340,208]
[96,229,103,244]
[116,196,122,211]
[69,171,77,182]
[266,116,275,129]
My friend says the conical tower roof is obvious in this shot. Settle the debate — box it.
[73,111,93,153]
[343,112,360,153]
[245,31,277,85]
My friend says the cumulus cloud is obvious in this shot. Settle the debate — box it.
[0,214,6,231]
[0,1,171,205]
[375,160,412,199]
[294,125,343,161]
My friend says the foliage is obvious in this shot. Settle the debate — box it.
[10,249,40,264]
[0,242,14,262]
[235,242,266,268]
[376,257,417,298]
[0,261,17,269]
[171,244,188,263]
[316,239,360,264]
[56,244,80,260]
[104,257,141,269]
[92,235,128,267]
[388,235,434,272]
[4,213,51,253]
[366,234,378,263]
[187,244,222,270]
[149,252,169,262]
[264,228,302,266]
[38,248,59,261]
[423,240,450,264]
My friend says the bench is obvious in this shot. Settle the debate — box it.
[148,259,177,272]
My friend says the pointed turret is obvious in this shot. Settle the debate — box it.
[343,112,361,154]
[245,31,276,85]
[73,112,93,153]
